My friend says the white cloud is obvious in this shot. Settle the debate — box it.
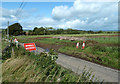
[58,19,87,28]
[1,0,118,30]
[52,0,103,21]
[1,7,32,28]
[104,17,108,21]
[51,0,118,30]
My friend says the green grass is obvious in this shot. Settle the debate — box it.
[91,37,119,44]
[15,33,118,39]
[2,40,10,50]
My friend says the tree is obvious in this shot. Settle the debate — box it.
[33,27,38,32]
[56,29,64,34]
[8,23,23,36]
[97,30,103,33]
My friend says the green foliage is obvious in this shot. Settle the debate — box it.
[49,49,58,55]
[27,26,117,35]
[92,45,106,52]
[2,46,11,60]
[48,49,58,61]
[2,42,15,60]
[8,23,24,36]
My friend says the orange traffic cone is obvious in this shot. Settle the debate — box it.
[76,42,79,48]
[82,41,85,49]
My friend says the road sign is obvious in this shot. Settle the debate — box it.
[24,43,36,51]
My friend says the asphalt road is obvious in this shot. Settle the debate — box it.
[19,43,119,82]
[57,53,119,82]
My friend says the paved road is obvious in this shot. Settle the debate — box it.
[57,53,119,82]
[19,43,119,82]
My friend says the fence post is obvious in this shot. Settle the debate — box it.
[11,47,14,57]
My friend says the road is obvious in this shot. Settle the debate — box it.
[19,43,119,82]
[57,53,119,82]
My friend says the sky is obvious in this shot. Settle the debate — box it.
[1,0,118,30]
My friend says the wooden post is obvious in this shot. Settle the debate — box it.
[11,47,14,57]
[7,21,9,41]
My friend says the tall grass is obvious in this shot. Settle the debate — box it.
[2,44,100,82]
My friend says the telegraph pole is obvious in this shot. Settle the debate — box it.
[7,21,9,40]
[44,30,45,35]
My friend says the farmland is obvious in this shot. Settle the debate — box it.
[16,34,119,70]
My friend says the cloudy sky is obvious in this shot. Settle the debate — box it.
[1,0,118,30]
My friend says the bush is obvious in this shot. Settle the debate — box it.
[92,45,106,52]
[48,49,58,61]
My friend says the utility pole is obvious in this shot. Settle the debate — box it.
[7,21,9,40]
[44,30,45,35]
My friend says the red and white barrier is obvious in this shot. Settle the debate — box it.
[14,38,18,42]
[82,41,85,49]
[76,42,79,48]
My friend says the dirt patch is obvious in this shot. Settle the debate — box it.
[29,37,52,40]
[35,42,61,50]
[86,40,98,46]
[53,36,87,41]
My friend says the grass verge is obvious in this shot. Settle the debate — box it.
[2,44,100,82]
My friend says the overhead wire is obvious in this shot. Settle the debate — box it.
[14,0,27,17]
[17,1,28,18]
[14,0,24,17]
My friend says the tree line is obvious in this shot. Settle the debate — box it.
[2,23,119,36]
[28,27,117,35]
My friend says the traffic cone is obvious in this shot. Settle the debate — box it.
[82,41,85,49]
[76,42,79,48]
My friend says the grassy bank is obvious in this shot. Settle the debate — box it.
[2,40,9,50]
[2,44,99,82]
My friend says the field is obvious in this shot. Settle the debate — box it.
[16,34,120,70]
[16,33,117,39]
